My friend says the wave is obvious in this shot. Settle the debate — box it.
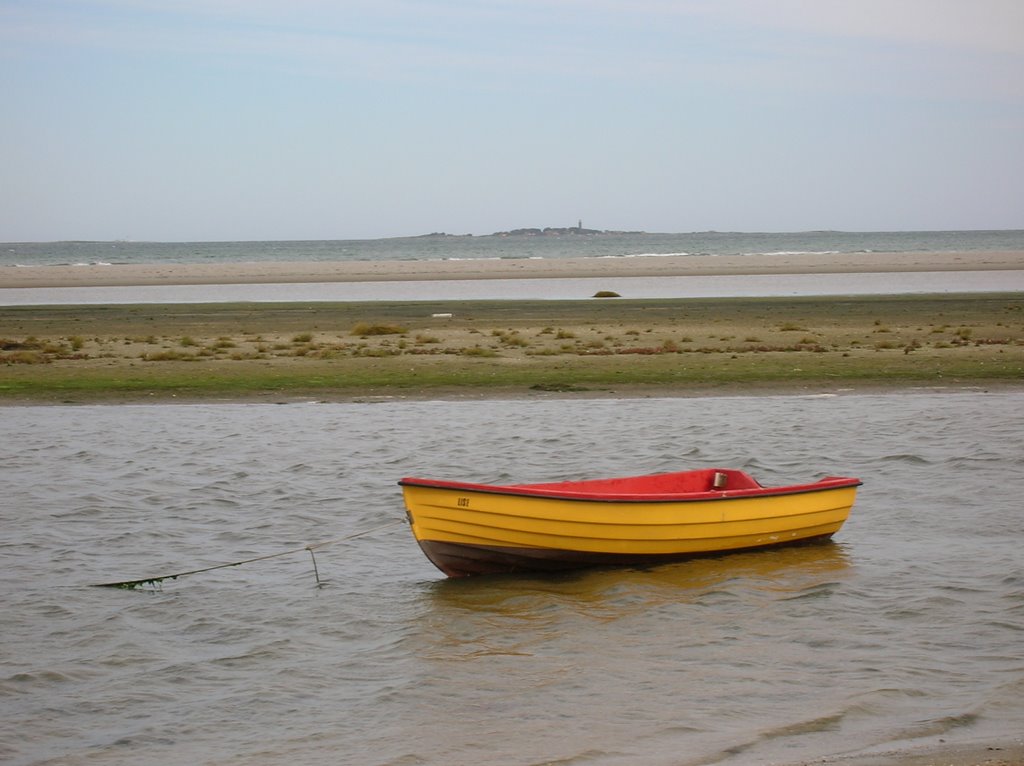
[741,250,843,256]
[8,261,117,268]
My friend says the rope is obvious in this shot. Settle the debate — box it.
[92,519,406,589]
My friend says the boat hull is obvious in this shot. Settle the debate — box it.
[415,533,840,578]
[400,469,861,577]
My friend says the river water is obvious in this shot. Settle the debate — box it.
[2,392,1023,766]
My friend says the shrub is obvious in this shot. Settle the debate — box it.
[143,350,198,361]
[351,323,407,336]
[461,346,498,357]
[502,334,530,347]
[2,350,49,364]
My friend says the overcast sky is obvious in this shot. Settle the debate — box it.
[2,0,1022,241]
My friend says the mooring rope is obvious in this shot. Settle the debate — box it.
[93,519,407,589]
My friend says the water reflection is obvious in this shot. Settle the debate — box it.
[415,542,852,654]
[395,543,856,765]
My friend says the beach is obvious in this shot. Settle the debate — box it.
[3,249,1024,288]
[802,741,1024,766]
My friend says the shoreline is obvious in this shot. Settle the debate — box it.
[2,382,1022,408]
[3,250,1024,289]
[790,739,1024,766]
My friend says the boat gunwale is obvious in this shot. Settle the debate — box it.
[398,475,862,504]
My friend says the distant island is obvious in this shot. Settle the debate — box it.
[414,223,645,238]
[492,225,645,237]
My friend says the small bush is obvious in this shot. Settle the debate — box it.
[526,348,563,356]
[461,346,498,357]
[143,350,198,361]
[351,323,407,337]
[592,290,621,298]
[1,350,49,364]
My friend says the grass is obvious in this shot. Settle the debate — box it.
[1,293,1022,402]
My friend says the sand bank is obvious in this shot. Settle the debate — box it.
[800,739,1024,766]
[3,250,1023,289]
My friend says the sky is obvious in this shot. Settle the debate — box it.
[2,0,1023,242]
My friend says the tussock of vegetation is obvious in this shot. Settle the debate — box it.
[351,323,408,336]
[1,350,50,365]
[143,350,199,362]
[461,346,498,357]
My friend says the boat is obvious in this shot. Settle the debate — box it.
[399,468,861,577]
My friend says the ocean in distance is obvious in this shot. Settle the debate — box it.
[4,229,1024,268]
[2,392,1023,766]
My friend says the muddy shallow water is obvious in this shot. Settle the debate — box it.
[2,392,1022,765]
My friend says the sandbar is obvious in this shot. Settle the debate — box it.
[796,739,1024,766]
[3,250,1023,289]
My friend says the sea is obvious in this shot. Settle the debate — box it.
[5,230,1024,269]
[3,229,1024,305]
[2,393,1023,766]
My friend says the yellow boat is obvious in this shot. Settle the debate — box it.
[399,468,861,577]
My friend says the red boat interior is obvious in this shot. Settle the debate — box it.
[517,468,760,494]
[399,469,861,501]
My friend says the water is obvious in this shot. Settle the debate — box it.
[3,392,1023,766]
[4,229,1024,268]
[4,271,1024,307]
